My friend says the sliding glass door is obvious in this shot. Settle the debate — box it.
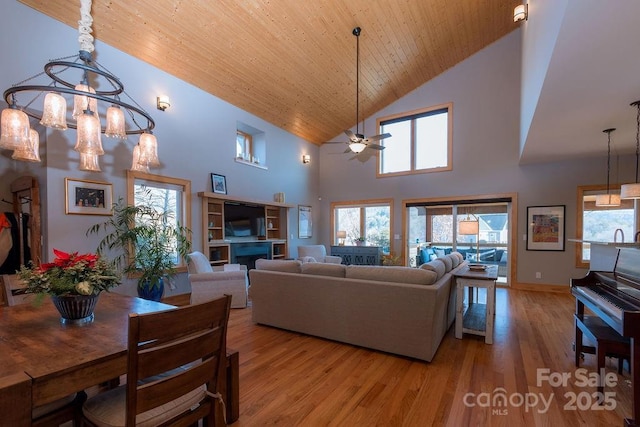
[407,200,511,284]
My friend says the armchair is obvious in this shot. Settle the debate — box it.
[297,245,342,264]
[187,251,248,308]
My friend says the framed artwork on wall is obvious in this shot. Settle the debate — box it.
[211,173,227,194]
[65,178,113,215]
[526,205,565,251]
[298,205,312,238]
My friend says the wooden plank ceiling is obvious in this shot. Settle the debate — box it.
[19,0,519,145]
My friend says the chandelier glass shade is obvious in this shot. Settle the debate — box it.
[0,0,157,172]
[621,100,640,199]
[12,129,41,163]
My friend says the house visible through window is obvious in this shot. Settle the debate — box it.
[377,103,452,176]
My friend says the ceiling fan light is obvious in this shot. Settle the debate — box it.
[349,142,366,153]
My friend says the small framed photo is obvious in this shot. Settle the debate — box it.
[65,178,113,215]
[298,205,312,238]
[527,205,565,251]
[211,173,227,194]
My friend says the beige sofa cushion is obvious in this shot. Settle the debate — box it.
[301,263,346,278]
[255,259,302,273]
[420,260,446,280]
[345,265,437,285]
[446,253,460,268]
[438,256,453,272]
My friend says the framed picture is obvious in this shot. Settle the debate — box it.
[298,205,312,238]
[211,173,227,194]
[65,178,113,215]
[527,205,565,251]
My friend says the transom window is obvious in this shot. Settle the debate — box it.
[377,103,452,176]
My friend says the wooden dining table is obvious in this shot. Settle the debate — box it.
[0,292,239,425]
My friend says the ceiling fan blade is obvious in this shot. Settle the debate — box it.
[324,141,348,144]
[365,133,392,142]
[343,147,352,153]
[344,129,358,142]
[367,144,385,150]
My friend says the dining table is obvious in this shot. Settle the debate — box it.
[0,292,239,425]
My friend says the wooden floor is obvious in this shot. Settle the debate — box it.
[226,288,632,426]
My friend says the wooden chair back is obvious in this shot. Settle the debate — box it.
[1,274,34,306]
[126,294,232,426]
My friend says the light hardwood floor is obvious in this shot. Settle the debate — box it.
[226,288,631,426]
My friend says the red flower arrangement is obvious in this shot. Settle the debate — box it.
[19,249,120,298]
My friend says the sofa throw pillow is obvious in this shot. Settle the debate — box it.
[301,263,346,278]
[419,260,445,280]
[300,256,317,264]
[255,258,302,273]
[345,265,437,285]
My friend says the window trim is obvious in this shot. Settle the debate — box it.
[376,103,453,178]
[126,170,192,272]
[330,198,394,252]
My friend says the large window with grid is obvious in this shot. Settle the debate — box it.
[331,200,392,253]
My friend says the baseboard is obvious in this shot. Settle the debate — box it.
[511,282,570,293]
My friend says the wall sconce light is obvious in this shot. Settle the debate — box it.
[336,230,347,246]
[156,95,171,111]
[302,154,311,164]
[514,4,528,22]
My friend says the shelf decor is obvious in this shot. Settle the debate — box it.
[526,205,565,251]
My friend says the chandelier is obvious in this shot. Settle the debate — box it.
[0,0,159,172]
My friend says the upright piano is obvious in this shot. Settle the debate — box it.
[571,246,640,426]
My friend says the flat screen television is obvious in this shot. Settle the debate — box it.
[224,202,265,238]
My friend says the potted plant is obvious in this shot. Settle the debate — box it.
[87,192,192,301]
[18,248,120,323]
[355,236,366,246]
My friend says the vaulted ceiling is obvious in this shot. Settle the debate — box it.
[19,0,519,146]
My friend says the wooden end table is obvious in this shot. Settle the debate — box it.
[454,264,498,344]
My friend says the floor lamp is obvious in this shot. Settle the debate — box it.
[458,214,480,262]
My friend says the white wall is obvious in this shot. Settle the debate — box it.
[0,1,320,277]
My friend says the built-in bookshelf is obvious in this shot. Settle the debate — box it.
[198,192,291,265]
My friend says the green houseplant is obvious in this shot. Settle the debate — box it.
[87,193,192,301]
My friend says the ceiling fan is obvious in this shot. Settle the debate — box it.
[326,27,391,154]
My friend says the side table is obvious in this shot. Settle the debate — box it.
[454,264,498,344]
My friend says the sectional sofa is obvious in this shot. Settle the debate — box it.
[249,252,467,362]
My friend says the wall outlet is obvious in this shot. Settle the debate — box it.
[535,272,542,279]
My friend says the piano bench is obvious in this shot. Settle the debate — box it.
[575,314,631,392]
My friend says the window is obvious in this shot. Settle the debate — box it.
[127,171,192,269]
[236,131,252,160]
[236,121,266,167]
[331,200,392,253]
[406,199,511,281]
[377,103,452,176]
[576,185,636,267]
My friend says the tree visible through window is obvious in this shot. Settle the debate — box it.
[332,201,392,253]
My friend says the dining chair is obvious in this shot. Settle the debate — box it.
[82,294,232,426]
